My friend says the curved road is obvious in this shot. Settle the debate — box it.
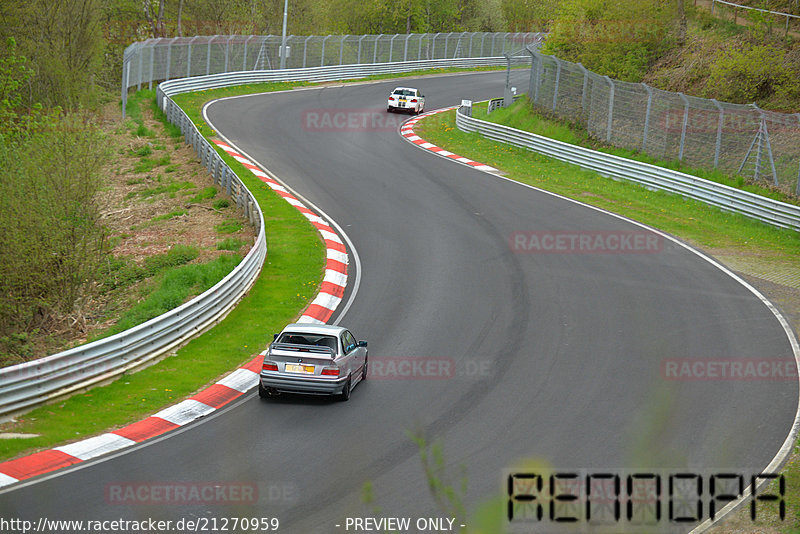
[1,71,797,533]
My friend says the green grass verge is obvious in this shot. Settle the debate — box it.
[414,107,800,532]
[0,84,325,461]
[416,107,800,256]
[476,98,800,206]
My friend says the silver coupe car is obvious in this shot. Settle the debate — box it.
[259,324,368,401]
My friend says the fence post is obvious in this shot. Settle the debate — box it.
[166,38,173,80]
[468,33,475,57]
[122,59,129,118]
[321,35,331,66]
[642,83,653,152]
[432,33,441,58]
[552,56,562,112]
[186,36,195,78]
[481,33,487,57]
[137,43,143,91]
[206,36,213,75]
[357,35,365,63]
[340,35,348,65]
[224,35,232,72]
[243,35,253,70]
[526,46,537,103]
[303,36,312,68]
[579,63,589,115]
[712,99,724,168]
[389,34,399,62]
[148,43,155,90]
[605,76,614,143]
[419,33,426,60]
[404,34,411,62]
[678,92,689,161]
[374,34,383,63]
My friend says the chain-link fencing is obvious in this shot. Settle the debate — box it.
[526,48,800,195]
[122,32,542,113]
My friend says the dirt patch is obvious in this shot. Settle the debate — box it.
[31,99,257,354]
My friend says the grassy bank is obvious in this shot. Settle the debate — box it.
[0,84,325,461]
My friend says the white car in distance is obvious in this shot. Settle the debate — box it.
[387,87,425,114]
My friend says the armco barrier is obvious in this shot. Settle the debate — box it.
[0,109,267,420]
[0,54,535,418]
[456,104,800,231]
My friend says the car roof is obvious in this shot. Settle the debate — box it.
[392,87,418,92]
[281,323,348,336]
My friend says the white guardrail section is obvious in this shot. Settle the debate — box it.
[456,105,800,231]
[0,54,535,418]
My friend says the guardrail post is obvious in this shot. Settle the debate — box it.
[642,83,653,152]
[678,92,689,161]
[712,99,724,168]
[339,35,348,65]
[605,76,615,143]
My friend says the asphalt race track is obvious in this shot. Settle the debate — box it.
[0,70,797,533]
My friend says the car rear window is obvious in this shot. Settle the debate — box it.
[393,89,415,96]
[278,333,337,350]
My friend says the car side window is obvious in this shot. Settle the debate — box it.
[343,331,357,353]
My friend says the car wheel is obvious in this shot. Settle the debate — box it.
[361,356,368,381]
[387,107,393,113]
[340,376,352,401]
[258,382,269,399]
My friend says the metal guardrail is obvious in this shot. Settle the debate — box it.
[711,0,800,34]
[156,57,529,104]
[456,104,800,231]
[123,32,545,117]
[0,107,268,421]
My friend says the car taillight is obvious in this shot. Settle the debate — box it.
[389,96,396,101]
[410,99,417,103]
[321,367,339,376]
[263,362,278,371]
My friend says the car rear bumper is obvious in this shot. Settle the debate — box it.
[260,372,347,395]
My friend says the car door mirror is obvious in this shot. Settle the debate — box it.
[357,340,368,348]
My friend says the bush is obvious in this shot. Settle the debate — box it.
[705,45,800,105]
[542,0,676,81]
